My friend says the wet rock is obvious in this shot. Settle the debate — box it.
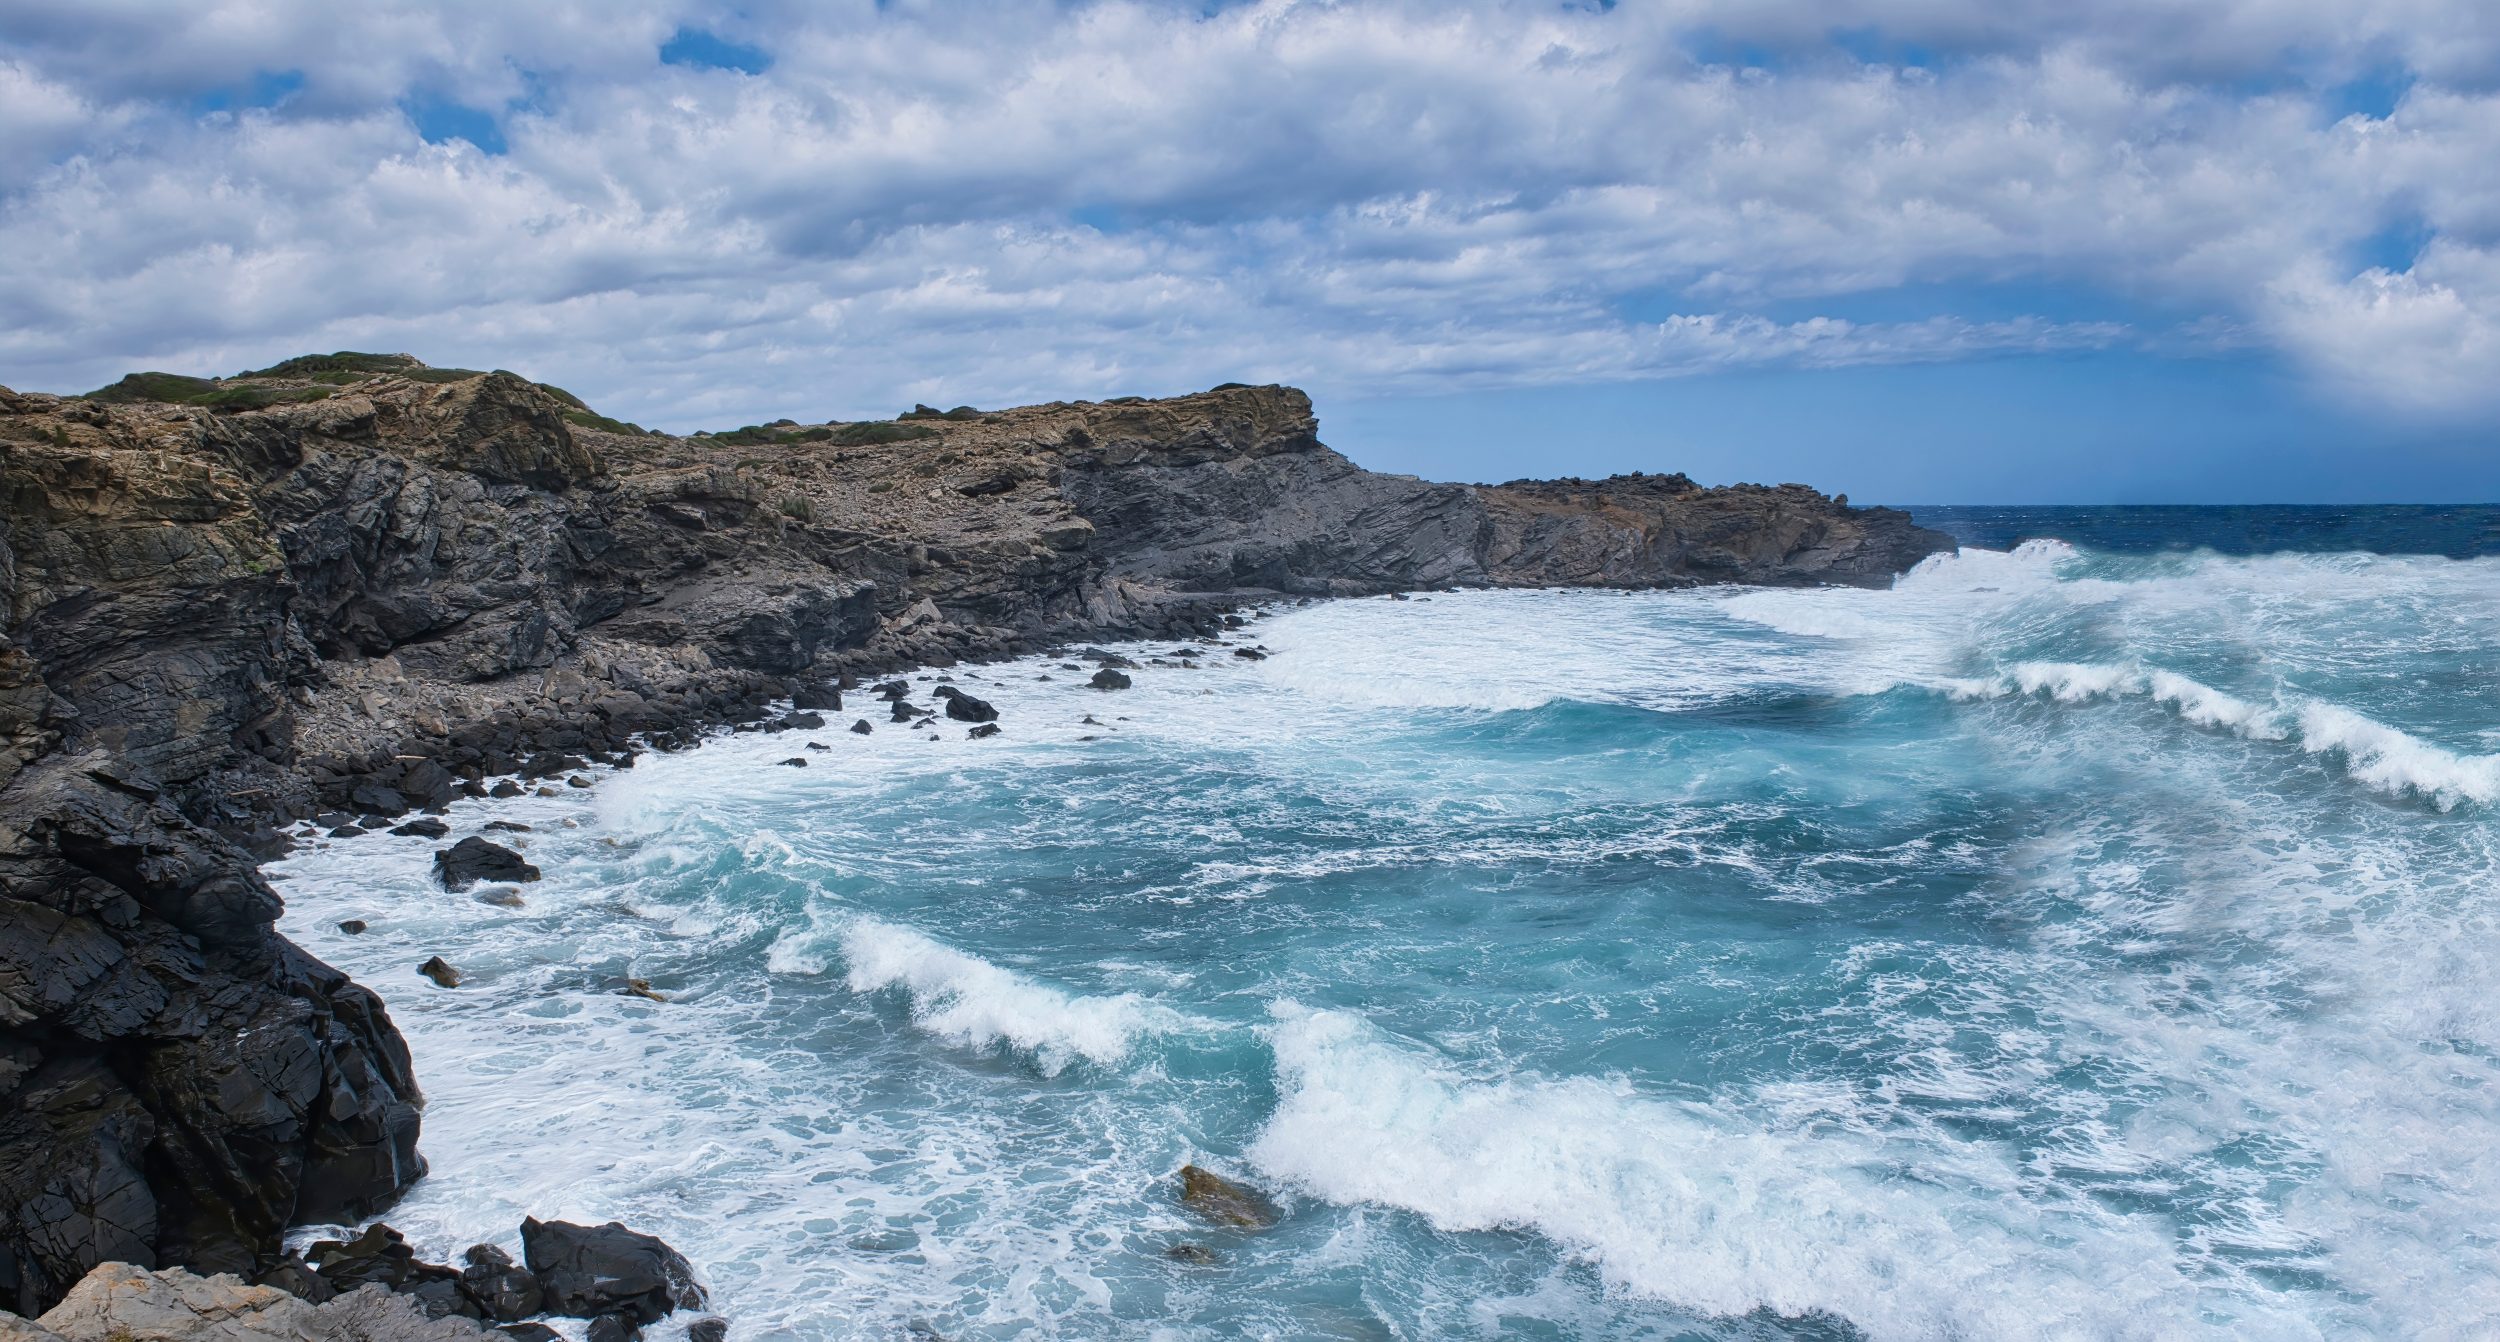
[533,787,560,798]
[776,757,807,768]
[498,1326,564,1342]
[931,687,998,723]
[888,699,917,722]
[1231,648,1266,661]
[338,919,369,934]
[519,1219,704,1325]
[307,1223,426,1292]
[790,681,842,712]
[1176,1165,1279,1228]
[489,780,524,798]
[1080,649,1138,669]
[806,742,830,752]
[419,957,462,988]
[617,979,668,1003]
[849,719,873,735]
[566,776,593,789]
[586,1314,640,1342]
[1088,669,1131,690]
[331,824,368,838]
[473,888,524,909]
[873,680,911,700]
[257,1250,336,1304]
[434,837,540,890]
[407,1275,486,1321]
[778,712,825,731]
[685,1317,728,1342]
[391,818,451,839]
[1164,1243,1219,1265]
[967,723,1002,739]
[483,821,531,833]
[459,1245,543,1322]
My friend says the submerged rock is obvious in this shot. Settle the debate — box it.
[776,757,807,768]
[339,919,369,934]
[434,837,540,890]
[520,1219,704,1325]
[1175,1165,1279,1228]
[391,817,451,839]
[419,957,462,988]
[1164,1243,1219,1265]
[967,723,1002,739]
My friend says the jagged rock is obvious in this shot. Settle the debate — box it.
[1088,669,1132,690]
[932,687,997,723]
[518,1221,700,1326]
[455,1246,540,1323]
[1176,1165,1279,1228]
[967,724,1001,740]
[585,1316,637,1342]
[28,1261,314,1341]
[431,839,537,892]
[389,820,449,839]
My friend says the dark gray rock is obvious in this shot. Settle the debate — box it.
[459,1243,544,1322]
[433,838,538,891]
[686,1317,729,1342]
[521,1218,704,1325]
[1088,669,1132,690]
[849,719,873,735]
[932,687,997,723]
[967,723,1001,739]
[391,818,450,839]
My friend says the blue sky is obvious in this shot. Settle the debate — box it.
[2,1,2496,502]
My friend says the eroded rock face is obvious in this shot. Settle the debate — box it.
[9,1261,497,1342]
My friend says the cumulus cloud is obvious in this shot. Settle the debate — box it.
[0,0,2495,427]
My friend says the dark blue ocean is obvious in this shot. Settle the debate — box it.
[269,507,2500,1340]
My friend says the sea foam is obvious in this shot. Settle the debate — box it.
[831,915,1176,1072]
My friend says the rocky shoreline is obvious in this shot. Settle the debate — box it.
[0,353,1953,1320]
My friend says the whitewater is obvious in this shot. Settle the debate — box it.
[267,532,2500,1340]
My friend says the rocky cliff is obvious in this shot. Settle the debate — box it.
[0,354,1952,1313]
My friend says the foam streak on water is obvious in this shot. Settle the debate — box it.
[270,532,2500,1340]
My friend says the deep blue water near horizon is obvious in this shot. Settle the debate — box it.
[269,507,2500,1340]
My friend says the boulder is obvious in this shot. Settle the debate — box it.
[967,724,1001,740]
[931,687,997,723]
[1087,669,1131,691]
[518,1220,702,1325]
[456,1246,542,1323]
[1175,1165,1279,1228]
[685,1319,727,1342]
[887,700,916,723]
[433,838,539,891]
[390,819,450,839]
[418,958,461,989]
[848,720,873,736]
[338,920,368,934]
[488,780,524,799]
[585,1316,638,1342]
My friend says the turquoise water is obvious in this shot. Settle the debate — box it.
[270,522,2500,1340]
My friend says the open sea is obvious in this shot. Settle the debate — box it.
[268,505,2500,1340]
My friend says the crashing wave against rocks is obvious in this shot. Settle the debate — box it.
[0,354,1951,1314]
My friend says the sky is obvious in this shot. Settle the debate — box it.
[2,1,2497,502]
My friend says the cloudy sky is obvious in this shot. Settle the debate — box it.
[3,1,2496,501]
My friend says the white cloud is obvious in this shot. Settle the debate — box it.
[0,0,2496,426]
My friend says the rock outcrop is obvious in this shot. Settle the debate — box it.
[0,355,1951,1313]
[2,1260,493,1342]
